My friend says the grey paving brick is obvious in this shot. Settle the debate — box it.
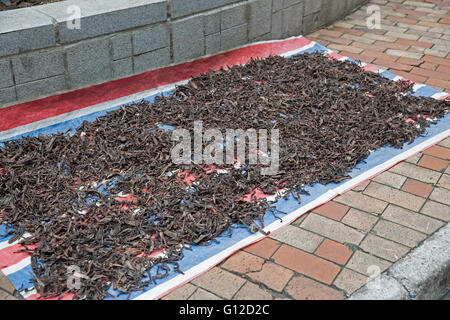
[405,154,422,165]
[66,38,112,88]
[172,16,205,62]
[0,8,55,57]
[382,204,444,235]
[0,87,17,105]
[300,213,365,245]
[133,47,170,74]
[372,219,427,248]
[363,182,425,212]
[111,34,132,60]
[438,138,450,149]
[36,0,167,43]
[281,2,304,37]
[112,58,133,78]
[334,190,388,214]
[189,288,223,300]
[191,267,245,299]
[346,250,392,276]
[170,0,240,19]
[389,162,441,184]
[133,24,169,55]
[0,60,13,89]
[429,187,450,206]
[222,3,247,30]
[162,283,197,300]
[420,200,450,222]
[360,234,410,262]
[334,268,369,295]
[221,23,248,51]
[270,225,323,253]
[16,75,66,101]
[11,50,64,84]
[249,0,272,40]
[341,208,379,232]
[206,33,222,55]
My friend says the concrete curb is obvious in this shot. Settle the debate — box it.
[349,223,450,300]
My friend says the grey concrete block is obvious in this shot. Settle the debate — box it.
[282,2,304,37]
[111,34,132,60]
[36,0,167,43]
[0,60,13,89]
[221,23,248,51]
[304,0,322,15]
[16,75,66,101]
[172,16,205,62]
[388,223,450,300]
[249,0,272,40]
[272,0,283,12]
[221,3,247,30]
[321,0,348,24]
[112,58,133,78]
[203,11,221,35]
[0,87,17,105]
[133,47,170,74]
[283,0,304,8]
[12,50,64,84]
[0,8,55,57]
[132,24,169,55]
[170,0,240,18]
[271,11,282,39]
[251,32,273,42]
[205,33,221,55]
[303,12,321,34]
[66,38,112,87]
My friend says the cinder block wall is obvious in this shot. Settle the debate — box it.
[0,0,369,106]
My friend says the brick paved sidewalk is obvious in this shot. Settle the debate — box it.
[161,0,450,300]
[1,0,449,301]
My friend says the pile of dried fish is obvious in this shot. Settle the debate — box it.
[0,53,448,299]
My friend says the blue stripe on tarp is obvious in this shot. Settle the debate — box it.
[2,41,449,299]
[6,263,34,291]
[412,85,441,98]
[0,224,15,243]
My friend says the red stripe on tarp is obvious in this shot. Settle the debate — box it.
[0,37,312,132]
[0,243,35,269]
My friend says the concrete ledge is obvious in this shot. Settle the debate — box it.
[0,0,369,106]
[350,223,450,300]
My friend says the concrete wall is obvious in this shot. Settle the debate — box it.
[0,0,368,106]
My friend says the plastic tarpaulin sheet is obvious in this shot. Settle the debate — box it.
[0,36,449,300]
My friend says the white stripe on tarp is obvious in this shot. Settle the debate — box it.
[21,288,37,299]
[432,92,449,99]
[2,256,31,276]
[0,232,31,251]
